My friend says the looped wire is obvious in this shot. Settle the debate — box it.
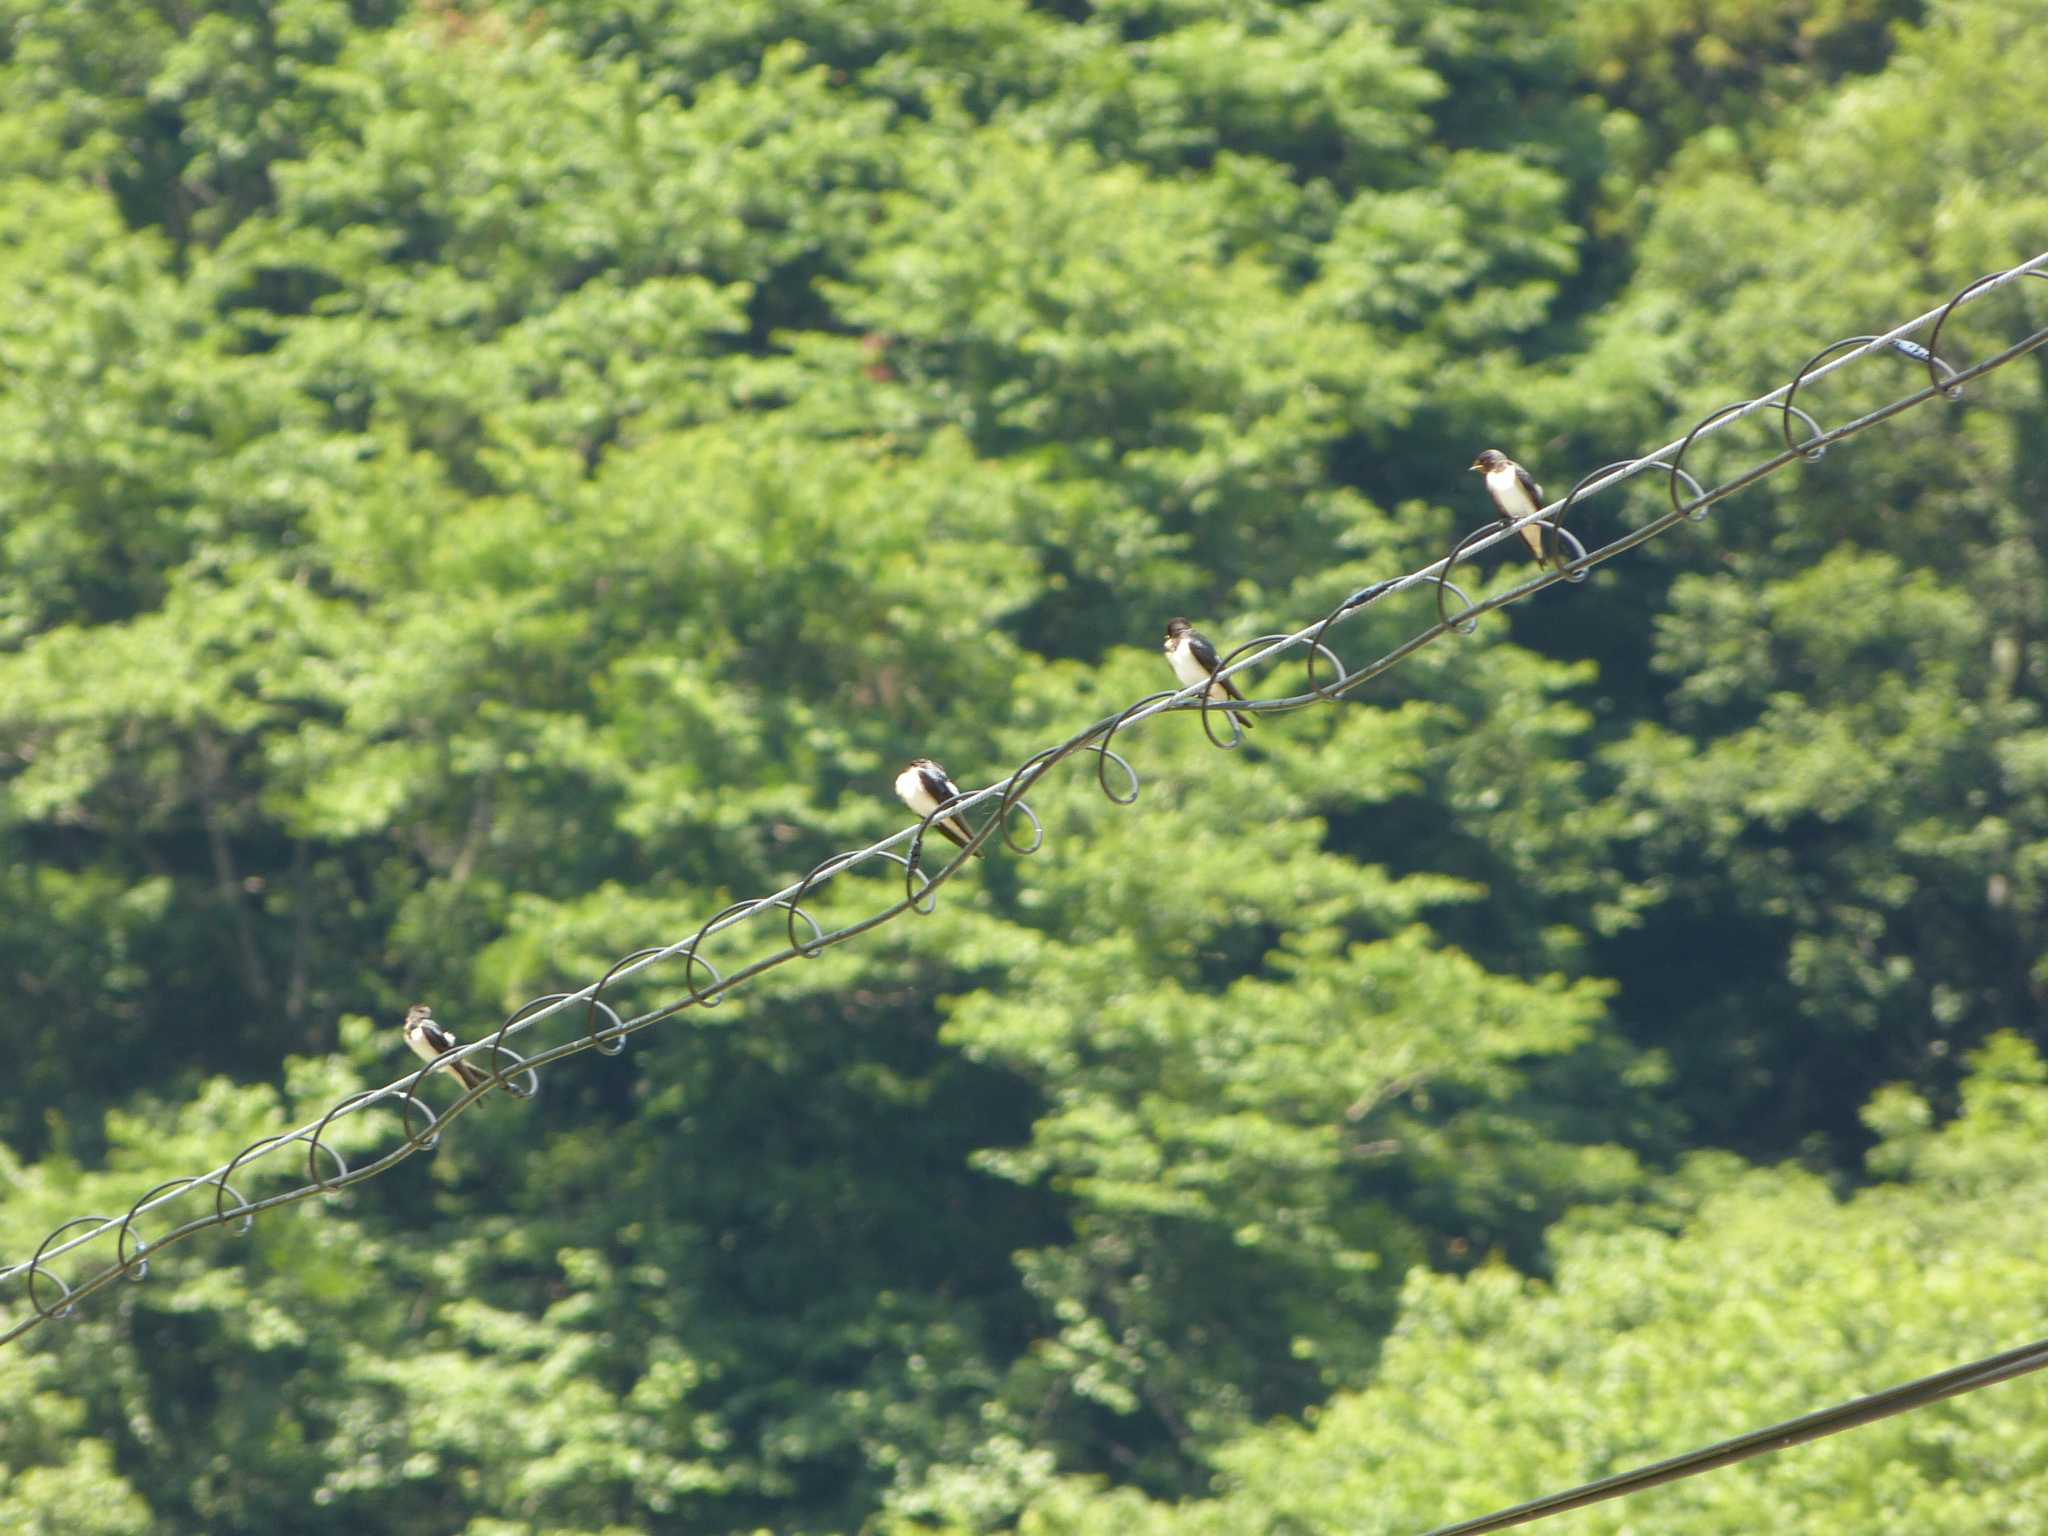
[391,1051,466,1146]
[903,825,935,902]
[672,940,726,1009]
[574,953,663,1052]
[1885,335,1966,402]
[111,1174,249,1279]
[178,1170,257,1238]
[1558,460,1634,553]
[1551,456,1705,561]
[27,1217,113,1321]
[1540,523,1592,583]
[788,859,854,955]
[1000,743,1060,795]
[1098,693,1175,801]
[678,895,824,1008]
[1783,336,1941,451]
[117,1178,234,1279]
[998,796,1044,854]
[677,903,768,1008]
[27,1222,104,1321]
[776,899,828,958]
[1304,593,1369,701]
[1670,401,1769,514]
[1087,742,1139,806]
[301,1099,369,1191]
[1783,403,1827,461]
[1565,456,1707,528]
[904,800,979,898]
[479,1041,541,1101]
[218,1131,295,1221]
[1025,737,1140,810]
[1197,691,1245,750]
[871,848,939,914]
[12,253,2048,1346]
[1205,634,1287,748]
[1433,532,1489,634]
[979,746,1054,855]
[1924,267,2048,398]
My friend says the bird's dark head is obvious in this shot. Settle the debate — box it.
[405,1003,432,1026]
[1471,449,1509,472]
[907,757,940,775]
[1164,617,1192,640]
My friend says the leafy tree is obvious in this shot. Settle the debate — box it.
[3,0,2039,1532]
[1552,0,2048,1153]
[1011,1035,2048,1536]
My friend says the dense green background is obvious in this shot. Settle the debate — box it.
[3,0,2046,1531]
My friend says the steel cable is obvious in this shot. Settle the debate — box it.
[5,252,2046,1350]
[1415,1333,2048,1536]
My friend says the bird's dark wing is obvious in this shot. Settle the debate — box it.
[920,767,986,856]
[417,1019,489,1089]
[1515,463,1544,507]
[1188,632,1249,709]
[448,1056,488,1090]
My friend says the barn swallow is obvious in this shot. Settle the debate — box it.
[1471,449,1548,561]
[402,1003,488,1091]
[1162,617,1255,728]
[894,758,984,855]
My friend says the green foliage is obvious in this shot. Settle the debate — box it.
[1573,0,1920,144]
[0,0,2042,1532]
[1016,1036,2048,1536]
[1553,0,2048,1151]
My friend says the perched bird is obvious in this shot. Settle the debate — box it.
[402,1003,488,1091]
[1162,617,1254,729]
[1471,448,1549,562]
[894,758,984,856]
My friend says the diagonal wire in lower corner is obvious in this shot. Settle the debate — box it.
[1416,1332,2048,1535]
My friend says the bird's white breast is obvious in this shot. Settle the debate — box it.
[1165,636,1211,690]
[895,766,942,817]
[1486,464,1538,518]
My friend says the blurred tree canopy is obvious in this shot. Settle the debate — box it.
[1,0,2043,1531]
[1017,1032,2048,1536]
